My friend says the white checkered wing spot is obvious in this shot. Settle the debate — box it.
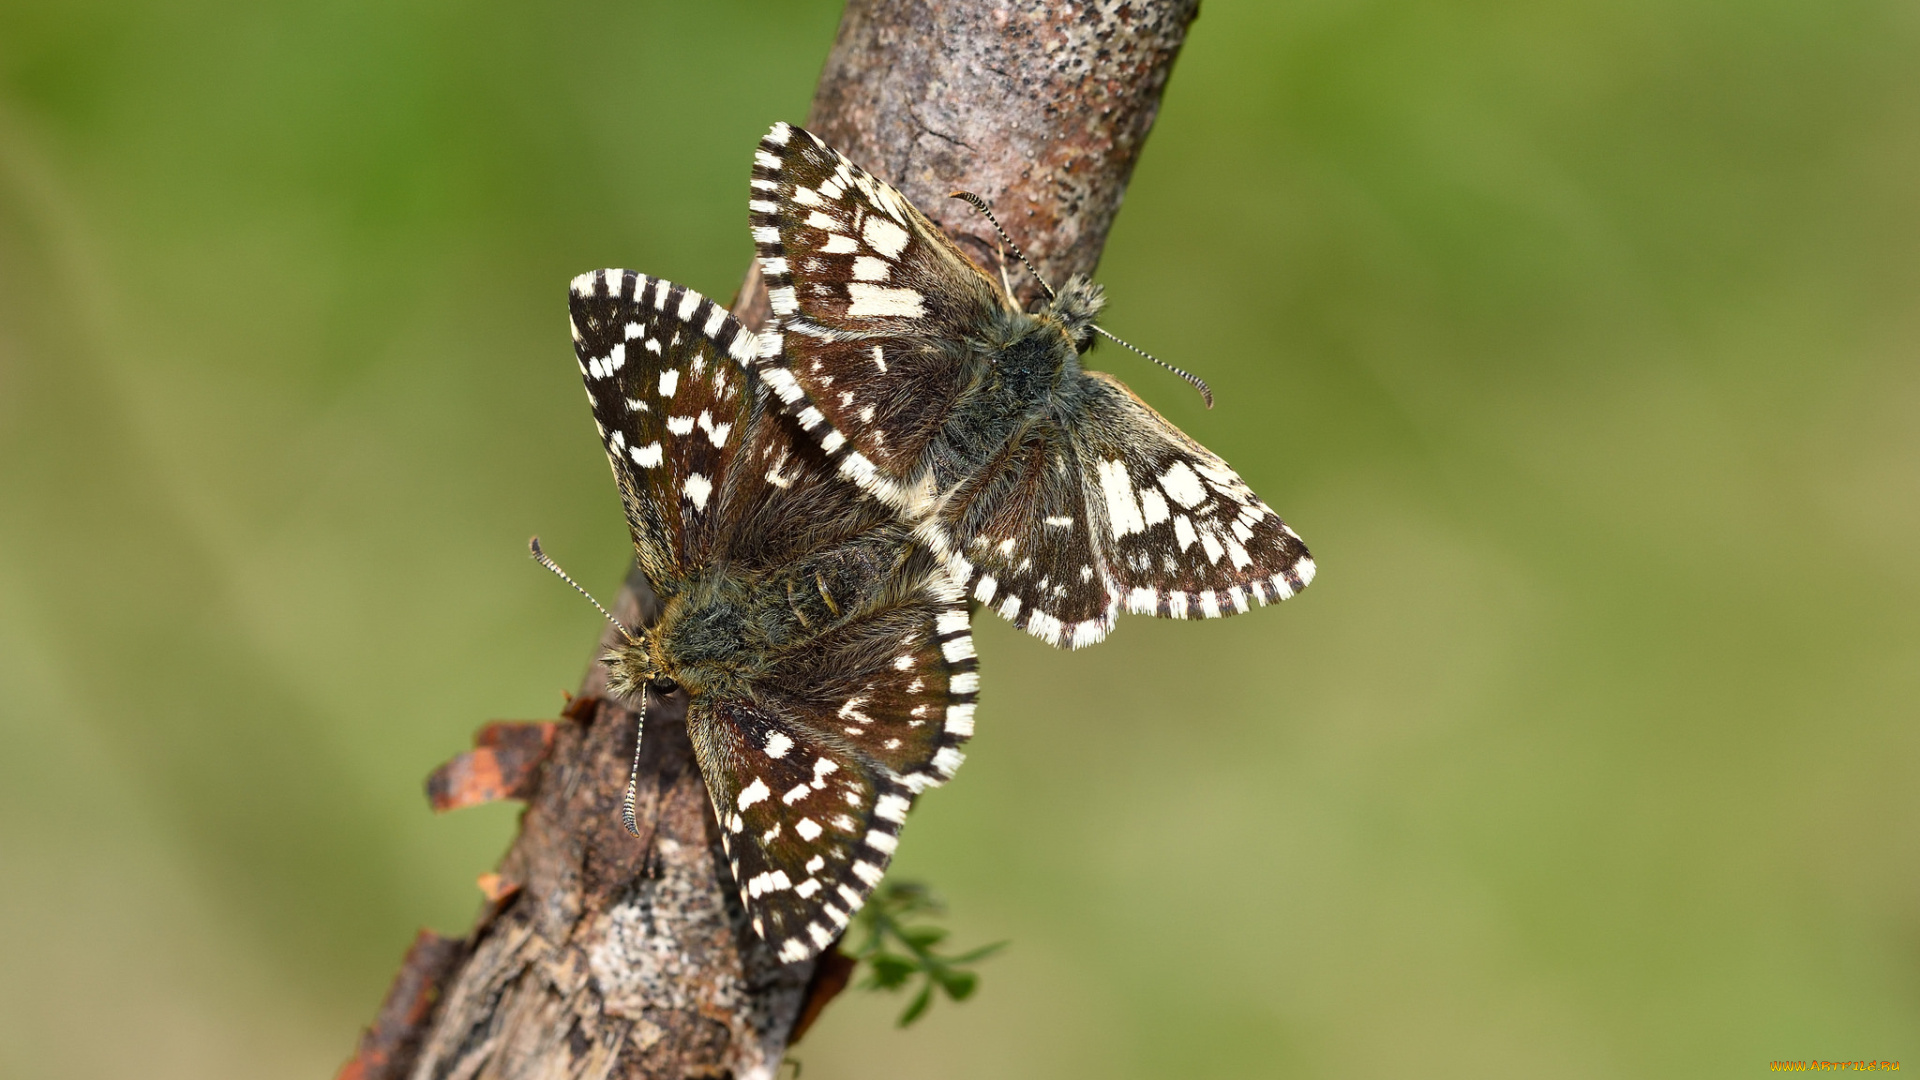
[1074,373,1315,619]
[748,121,1008,508]
[569,270,758,583]
[690,591,976,963]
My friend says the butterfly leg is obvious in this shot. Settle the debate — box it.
[787,578,814,631]
[995,239,1018,308]
[814,572,842,618]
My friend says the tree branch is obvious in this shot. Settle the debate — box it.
[339,2,1199,1077]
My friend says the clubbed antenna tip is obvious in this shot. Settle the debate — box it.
[950,191,1056,302]
[1093,326,1214,409]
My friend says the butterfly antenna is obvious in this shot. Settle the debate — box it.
[950,192,1211,407]
[529,537,636,643]
[950,191,1055,301]
[621,688,646,836]
[1092,325,1215,409]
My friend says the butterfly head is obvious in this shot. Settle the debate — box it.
[602,631,667,702]
[1045,274,1107,354]
[602,588,765,705]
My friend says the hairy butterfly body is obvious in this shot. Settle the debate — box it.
[747,122,1315,649]
[569,269,976,963]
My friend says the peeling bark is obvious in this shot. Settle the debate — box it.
[427,723,558,813]
[338,931,468,1080]
[342,2,1198,1077]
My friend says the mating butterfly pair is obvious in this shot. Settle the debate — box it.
[564,123,1312,963]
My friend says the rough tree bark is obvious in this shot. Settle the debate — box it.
[339,2,1199,1078]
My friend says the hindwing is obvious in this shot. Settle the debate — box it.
[922,423,1117,648]
[689,578,974,963]
[1074,374,1315,618]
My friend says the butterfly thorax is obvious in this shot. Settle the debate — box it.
[605,542,918,705]
[984,323,1076,408]
[605,575,775,704]
[972,274,1105,414]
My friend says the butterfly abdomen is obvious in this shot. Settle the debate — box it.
[765,528,920,632]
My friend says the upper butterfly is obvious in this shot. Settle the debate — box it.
[746,122,1315,650]
[568,269,976,963]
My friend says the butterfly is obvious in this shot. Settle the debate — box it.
[564,268,977,964]
[744,121,1316,650]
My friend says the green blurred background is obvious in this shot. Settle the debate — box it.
[2,0,1915,1075]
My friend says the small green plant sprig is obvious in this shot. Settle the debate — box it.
[847,881,1006,1027]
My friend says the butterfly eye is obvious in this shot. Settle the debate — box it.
[652,676,680,695]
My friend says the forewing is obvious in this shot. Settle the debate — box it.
[1074,373,1315,619]
[748,121,1008,509]
[926,423,1117,649]
[569,270,759,582]
[688,585,976,964]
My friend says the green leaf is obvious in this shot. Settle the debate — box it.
[949,941,1009,964]
[897,984,934,1027]
[900,925,949,950]
[851,878,1005,1027]
[938,969,978,1001]
[866,953,916,989]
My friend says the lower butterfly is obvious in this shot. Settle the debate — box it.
[564,268,977,963]
[746,121,1316,649]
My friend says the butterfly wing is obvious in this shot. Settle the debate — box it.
[748,121,1009,511]
[710,374,899,581]
[923,422,1119,648]
[1073,373,1315,618]
[687,573,975,963]
[568,270,760,585]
